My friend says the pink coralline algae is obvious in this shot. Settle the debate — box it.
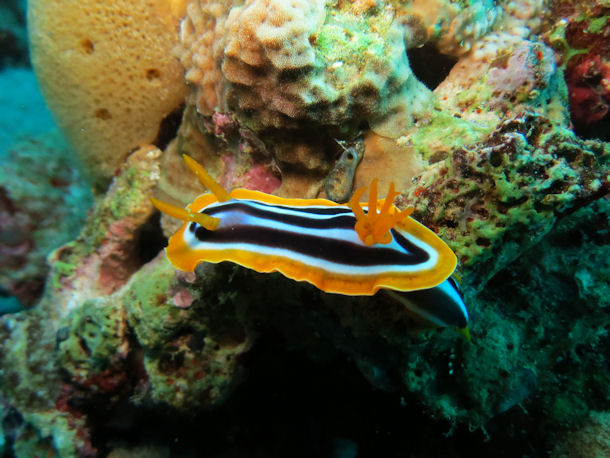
[241,164,282,194]
[211,111,237,137]
[567,55,610,126]
[548,0,610,132]
[172,287,194,308]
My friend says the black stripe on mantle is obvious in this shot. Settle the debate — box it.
[191,202,430,267]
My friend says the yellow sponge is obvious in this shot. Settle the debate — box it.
[28,0,188,188]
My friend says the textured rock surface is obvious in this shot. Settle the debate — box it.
[405,112,608,288]
[0,130,608,454]
[0,145,165,455]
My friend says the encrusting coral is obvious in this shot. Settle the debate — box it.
[406,112,608,289]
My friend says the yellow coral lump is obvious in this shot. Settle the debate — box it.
[28,0,188,189]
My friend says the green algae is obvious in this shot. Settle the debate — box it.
[408,110,489,162]
[545,17,590,66]
[57,297,128,380]
[123,256,181,349]
[105,165,150,220]
[49,258,77,290]
[584,15,609,34]
[407,112,609,289]
[316,4,392,70]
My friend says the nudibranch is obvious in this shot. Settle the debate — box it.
[152,155,469,335]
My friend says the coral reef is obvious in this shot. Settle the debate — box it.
[428,193,610,431]
[28,0,189,188]
[0,128,608,455]
[0,146,164,455]
[1,0,609,455]
[0,145,253,454]
[405,112,608,288]
[163,0,558,201]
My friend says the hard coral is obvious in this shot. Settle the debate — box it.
[28,0,188,189]
[166,0,561,205]
[0,145,166,455]
[179,0,432,134]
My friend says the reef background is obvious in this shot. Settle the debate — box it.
[1,0,609,457]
